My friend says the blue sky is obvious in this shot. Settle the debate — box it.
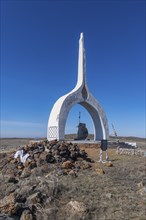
[1,0,145,138]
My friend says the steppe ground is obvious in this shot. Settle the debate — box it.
[0,135,145,151]
[0,136,146,220]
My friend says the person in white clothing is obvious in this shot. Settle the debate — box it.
[14,147,30,164]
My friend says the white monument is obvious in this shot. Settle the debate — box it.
[47,33,109,141]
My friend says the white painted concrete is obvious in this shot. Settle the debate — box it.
[47,33,109,141]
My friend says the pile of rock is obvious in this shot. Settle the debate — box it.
[0,140,94,219]
[0,140,93,179]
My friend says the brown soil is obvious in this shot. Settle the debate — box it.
[0,137,146,220]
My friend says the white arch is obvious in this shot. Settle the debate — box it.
[47,33,109,141]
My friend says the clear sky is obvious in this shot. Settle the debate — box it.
[1,0,145,138]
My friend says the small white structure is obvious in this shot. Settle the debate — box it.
[125,142,137,148]
[47,33,109,141]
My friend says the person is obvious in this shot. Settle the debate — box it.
[99,140,109,163]
[14,146,30,164]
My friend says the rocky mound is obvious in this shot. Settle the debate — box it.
[0,140,94,219]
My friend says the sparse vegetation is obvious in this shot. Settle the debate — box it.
[0,137,145,219]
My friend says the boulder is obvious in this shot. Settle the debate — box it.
[27,192,43,205]
[61,161,74,169]
[104,162,113,167]
[7,175,18,184]
[0,193,16,215]
[20,209,33,220]
[46,153,55,163]
[68,170,77,177]
[95,168,105,175]
[81,161,91,170]
[65,200,87,218]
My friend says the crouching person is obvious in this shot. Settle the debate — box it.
[14,146,30,164]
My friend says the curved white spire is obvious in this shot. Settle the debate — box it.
[47,33,109,141]
[76,32,86,88]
